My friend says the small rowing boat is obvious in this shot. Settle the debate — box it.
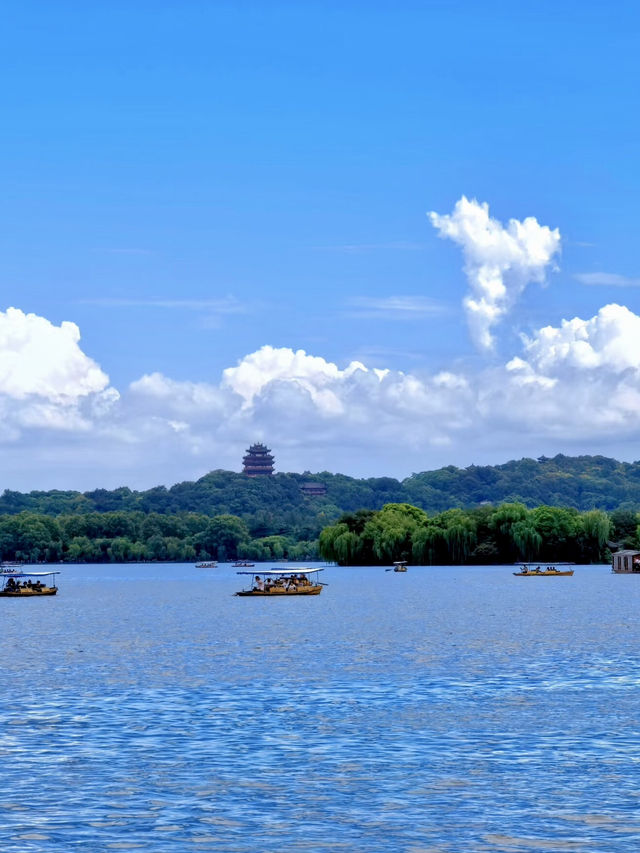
[513,564,574,577]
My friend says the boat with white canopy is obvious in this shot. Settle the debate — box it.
[235,567,324,596]
[0,570,60,597]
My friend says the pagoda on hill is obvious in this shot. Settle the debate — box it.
[242,443,275,477]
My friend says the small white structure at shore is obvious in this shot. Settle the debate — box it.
[612,550,640,573]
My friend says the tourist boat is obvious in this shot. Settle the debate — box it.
[393,561,408,573]
[0,570,60,596]
[0,561,24,575]
[232,560,255,568]
[235,568,324,596]
[513,563,574,577]
[196,561,218,568]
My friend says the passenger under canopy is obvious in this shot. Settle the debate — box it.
[235,567,324,597]
[0,570,61,597]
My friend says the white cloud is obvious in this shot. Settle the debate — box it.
[429,196,561,350]
[0,308,109,401]
[131,372,228,413]
[0,307,114,438]
[574,272,640,287]
[222,345,370,413]
[346,295,446,319]
[518,303,640,373]
[7,302,640,489]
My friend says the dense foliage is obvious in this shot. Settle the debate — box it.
[1,456,640,529]
[318,502,617,565]
[0,511,319,564]
[1,454,639,563]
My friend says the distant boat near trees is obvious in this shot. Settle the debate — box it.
[513,563,574,577]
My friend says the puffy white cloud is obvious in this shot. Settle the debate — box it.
[0,308,109,401]
[429,196,561,350]
[7,302,640,489]
[0,308,114,437]
[517,303,640,373]
[222,345,370,414]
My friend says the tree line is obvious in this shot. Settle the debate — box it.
[318,502,633,566]
[0,511,319,564]
[2,502,638,565]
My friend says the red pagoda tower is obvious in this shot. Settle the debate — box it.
[242,442,275,477]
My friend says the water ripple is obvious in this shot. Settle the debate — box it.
[1,563,640,851]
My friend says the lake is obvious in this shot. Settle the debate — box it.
[2,562,640,852]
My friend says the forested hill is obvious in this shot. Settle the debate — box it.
[0,454,639,520]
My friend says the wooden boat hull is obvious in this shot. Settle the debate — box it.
[236,585,322,597]
[393,567,407,572]
[0,587,58,596]
[513,571,574,577]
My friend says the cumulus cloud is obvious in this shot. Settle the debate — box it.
[119,312,640,483]
[7,302,640,490]
[0,307,114,438]
[222,345,371,414]
[0,308,109,401]
[514,304,640,373]
[429,196,561,350]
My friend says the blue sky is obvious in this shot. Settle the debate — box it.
[2,1,640,489]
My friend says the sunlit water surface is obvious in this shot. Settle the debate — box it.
[1,563,640,852]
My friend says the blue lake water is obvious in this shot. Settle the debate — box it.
[2,562,640,852]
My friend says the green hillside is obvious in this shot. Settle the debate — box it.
[1,454,639,522]
[0,455,638,563]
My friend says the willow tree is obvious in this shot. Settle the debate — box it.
[581,509,612,562]
[439,509,478,563]
[318,523,361,565]
[412,522,447,565]
[489,503,528,561]
[511,519,542,561]
[364,503,428,563]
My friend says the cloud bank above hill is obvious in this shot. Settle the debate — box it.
[429,197,561,350]
[1,299,640,490]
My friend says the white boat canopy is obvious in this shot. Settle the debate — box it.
[5,571,61,578]
[235,568,324,576]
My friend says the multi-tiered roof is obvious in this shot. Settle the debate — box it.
[242,443,275,477]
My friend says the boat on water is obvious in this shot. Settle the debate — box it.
[232,560,255,568]
[196,561,218,569]
[392,561,408,573]
[513,563,574,577]
[0,561,24,575]
[0,570,60,597]
[235,568,324,596]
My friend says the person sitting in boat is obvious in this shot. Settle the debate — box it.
[286,579,297,592]
[255,576,264,592]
